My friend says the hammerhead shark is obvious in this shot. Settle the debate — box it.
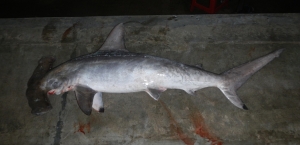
[40,23,283,115]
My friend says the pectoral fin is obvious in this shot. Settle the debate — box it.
[145,88,166,100]
[74,85,96,115]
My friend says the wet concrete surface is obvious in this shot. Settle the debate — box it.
[0,14,299,145]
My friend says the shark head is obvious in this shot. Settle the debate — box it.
[39,57,81,95]
[40,67,72,96]
[40,76,65,95]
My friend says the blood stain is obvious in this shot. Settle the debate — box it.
[159,100,195,145]
[48,90,55,95]
[190,112,222,145]
[62,27,72,41]
[61,23,78,42]
[75,122,91,134]
[42,21,56,41]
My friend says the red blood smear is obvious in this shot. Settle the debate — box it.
[62,26,73,41]
[86,122,91,133]
[76,122,91,134]
[190,112,222,145]
[159,101,195,145]
[78,123,85,134]
[61,23,78,41]
[48,90,55,95]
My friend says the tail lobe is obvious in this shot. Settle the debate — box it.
[218,49,284,110]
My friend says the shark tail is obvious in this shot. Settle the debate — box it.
[218,49,284,110]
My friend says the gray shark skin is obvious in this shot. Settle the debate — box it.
[40,23,284,115]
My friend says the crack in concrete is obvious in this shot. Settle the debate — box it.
[53,46,76,145]
[53,92,68,145]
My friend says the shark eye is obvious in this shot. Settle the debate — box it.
[52,81,61,88]
[48,80,61,88]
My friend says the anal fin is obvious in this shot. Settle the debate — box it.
[74,85,97,115]
[145,88,166,100]
[185,90,196,96]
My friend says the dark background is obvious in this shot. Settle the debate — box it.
[0,0,299,18]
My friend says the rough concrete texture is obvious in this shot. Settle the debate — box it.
[0,14,299,145]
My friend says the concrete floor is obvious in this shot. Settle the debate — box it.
[0,14,300,145]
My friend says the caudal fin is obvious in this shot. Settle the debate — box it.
[218,49,284,110]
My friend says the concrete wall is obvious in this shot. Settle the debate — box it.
[0,14,299,145]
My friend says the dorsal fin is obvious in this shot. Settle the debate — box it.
[98,23,128,52]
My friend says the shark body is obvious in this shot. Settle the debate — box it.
[40,23,283,115]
